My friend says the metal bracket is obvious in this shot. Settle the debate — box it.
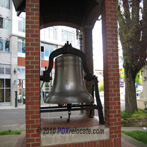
[40,42,93,82]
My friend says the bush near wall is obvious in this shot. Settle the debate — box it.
[121,110,147,127]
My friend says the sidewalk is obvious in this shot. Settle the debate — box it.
[0,104,25,110]
[0,103,50,110]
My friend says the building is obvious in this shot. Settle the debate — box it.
[0,1,79,106]
[137,66,147,109]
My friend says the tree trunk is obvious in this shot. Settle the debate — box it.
[125,69,138,113]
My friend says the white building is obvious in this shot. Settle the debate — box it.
[0,1,79,106]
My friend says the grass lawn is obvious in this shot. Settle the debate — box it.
[0,130,24,135]
[122,131,147,145]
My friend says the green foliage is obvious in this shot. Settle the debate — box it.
[120,68,125,79]
[45,82,49,87]
[132,109,147,117]
[0,130,24,135]
[121,109,147,118]
[121,110,132,118]
[135,70,142,84]
[119,68,142,84]
[122,131,147,145]
[99,83,104,91]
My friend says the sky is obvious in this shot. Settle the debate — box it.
[92,21,103,70]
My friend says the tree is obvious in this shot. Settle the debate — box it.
[117,0,147,113]
[119,68,142,84]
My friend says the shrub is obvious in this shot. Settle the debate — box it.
[0,130,24,135]
[121,111,132,118]
[121,109,147,118]
[99,83,104,91]
[132,109,147,117]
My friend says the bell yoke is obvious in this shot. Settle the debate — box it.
[40,42,105,124]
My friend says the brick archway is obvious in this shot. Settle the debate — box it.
[13,0,121,146]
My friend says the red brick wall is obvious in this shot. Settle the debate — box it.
[25,0,121,146]
[18,57,25,66]
[102,0,121,141]
[41,60,55,69]
[42,138,121,147]
[25,0,40,146]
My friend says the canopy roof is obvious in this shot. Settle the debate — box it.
[13,0,103,29]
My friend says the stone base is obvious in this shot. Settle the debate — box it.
[41,116,109,146]
[121,117,147,127]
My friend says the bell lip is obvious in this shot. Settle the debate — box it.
[44,92,93,104]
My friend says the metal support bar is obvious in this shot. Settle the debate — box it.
[40,104,96,109]
[93,76,105,124]
[40,104,98,112]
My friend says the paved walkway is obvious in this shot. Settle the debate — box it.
[0,104,25,110]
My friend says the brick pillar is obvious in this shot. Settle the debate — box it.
[26,0,40,146]
[102,0,121,145]
[83,26,93,93]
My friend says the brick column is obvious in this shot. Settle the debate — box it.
[102,0,121,145]
[83,26,93,93]
[25,0,40,146]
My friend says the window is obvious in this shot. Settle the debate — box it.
[47,27,57,40]
[0,67,4,74]
[5,0,10,9]
[18,38,25,56]
[5,40,10,51]
[0,17,10,30]
[41,46,44,60]
[18,17,25,32]
[4,19,10,30]
[51,27,57,40]
[0,66,11,75]
[0,17,3,28]
[0,0,10,9]
[0,79,11,103]
[0,39,3,51]
[6,68,10,74]
[17,67,25,77]
[40,43,57,60]
[17,79,25,103]
[62,30,75,44]
[0,39,10,52]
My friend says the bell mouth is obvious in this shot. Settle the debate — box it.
[45,91,93,104]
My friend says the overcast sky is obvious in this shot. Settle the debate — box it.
[93,21,103,70]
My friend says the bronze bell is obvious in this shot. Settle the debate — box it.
[44,54,93,104]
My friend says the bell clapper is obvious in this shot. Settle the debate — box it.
[67,111,71,122]
[67,104,71,122]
